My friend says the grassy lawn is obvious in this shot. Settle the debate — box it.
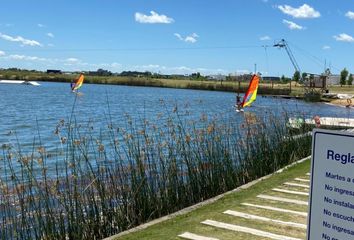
[328,85,354,94]
[112,159,311,240]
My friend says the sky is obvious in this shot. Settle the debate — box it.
[0,0,353,77]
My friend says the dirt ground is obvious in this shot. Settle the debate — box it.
[329,98,354,107]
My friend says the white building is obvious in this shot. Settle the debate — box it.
[326,74,341,85]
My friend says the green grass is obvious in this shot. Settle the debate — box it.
[327,85,354,94]
[114,159,310,240]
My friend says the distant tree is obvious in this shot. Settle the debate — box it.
[96,68,112,76]
[302,72,307,81]
[340,68,349,86]
[348,74,353,86]
[191,72,201,80]
[281,75,286,83]
[144,71,152,77]
[292,71,300,83]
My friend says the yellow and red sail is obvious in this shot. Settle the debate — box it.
[71,73,84,91]
[241,74,259,108]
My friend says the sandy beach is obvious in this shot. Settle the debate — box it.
[329,98,354,108]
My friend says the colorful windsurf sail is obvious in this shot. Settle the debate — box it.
[241,74,259,108]
[71,73,84,92]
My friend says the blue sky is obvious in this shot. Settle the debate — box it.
[0,0,353,77]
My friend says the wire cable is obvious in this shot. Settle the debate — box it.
[1,45,263,53]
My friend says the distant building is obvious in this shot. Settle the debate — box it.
[303,73,326,88]
[233,74,253,82]
[302,73,341,89]
[47,69,62,74]
[262,76,281,82]
[170,74,188,79]
[207,74,226,81]
[326,74,340,85]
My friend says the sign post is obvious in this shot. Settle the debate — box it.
[307,129,354,240]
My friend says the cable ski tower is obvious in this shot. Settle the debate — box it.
[274,39,328,97]
[273,39,302,81]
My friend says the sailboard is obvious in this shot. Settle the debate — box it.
[71,73,84,92]
[240,74,259,109]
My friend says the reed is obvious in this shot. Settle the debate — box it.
[0,105,311,239]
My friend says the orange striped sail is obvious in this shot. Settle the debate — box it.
[241,74,259,108]
[71,73,84,91]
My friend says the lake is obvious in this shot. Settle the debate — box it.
[0,81,353,154]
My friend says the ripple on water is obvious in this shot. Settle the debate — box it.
[0,81,353,170]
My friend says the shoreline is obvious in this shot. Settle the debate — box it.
[1,72,354,107]
[327,98,354,108]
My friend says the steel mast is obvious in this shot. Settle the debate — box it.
[273,39,301,80]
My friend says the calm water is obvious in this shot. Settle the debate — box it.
[0,81,353,151]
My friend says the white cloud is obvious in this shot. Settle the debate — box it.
[174,33,199,43]
[127,64,228,75]
[185,33,199,43]
[278,4,320,18]
[0,53,121,72]
[137,64,160,69]
[260,35,271,41]
[79,62,123,70]
[345,11,354,19]
[235,70,251,75]
[47,33,54,38]
[8,54,25,60]
[0,33,42,46]
[0,53,230,75]
[65,58,80,63]
[8,54,47,61]
[333,33,354,42]
[174,33,183,41]
[283,20,304,30]
[110,62,122,68]
[37,23,45,28]
[322,45,331,50]
[0,50,5,56]
[135,11,174,24]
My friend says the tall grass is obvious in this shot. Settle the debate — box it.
[0,106,311,239]
[0,70,292,95]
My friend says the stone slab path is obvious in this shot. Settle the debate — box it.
[179,173,310,240]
